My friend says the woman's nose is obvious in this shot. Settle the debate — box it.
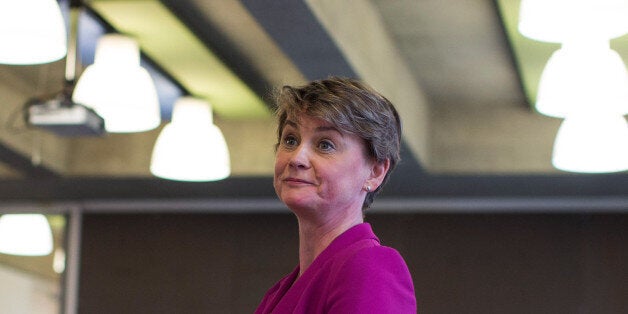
[288,144,311,169]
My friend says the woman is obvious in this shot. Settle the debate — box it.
[255,77,416,313]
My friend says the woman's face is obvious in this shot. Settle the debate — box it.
[274,114,383,219]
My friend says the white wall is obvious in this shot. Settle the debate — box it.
[0,264,60,314]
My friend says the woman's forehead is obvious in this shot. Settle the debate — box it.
[285,113,333,128]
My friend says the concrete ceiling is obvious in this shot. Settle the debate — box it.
[0,0,626,204]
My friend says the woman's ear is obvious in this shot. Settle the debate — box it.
[367,158,390,190]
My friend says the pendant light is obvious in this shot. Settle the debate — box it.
[535,40,628,118]
[518,0,628,43]
[150,96,230,181]
[518,0,628,173]
[0,0,67,65]
[0,214,53,256]
[72,34,160,133]
[552,113,628,173]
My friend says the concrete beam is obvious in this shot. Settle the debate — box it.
[305,0,431,166]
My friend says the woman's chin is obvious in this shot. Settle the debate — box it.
[283,198,311,210]
[280,194,318,213]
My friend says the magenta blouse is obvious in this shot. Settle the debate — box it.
[254,223,416,313]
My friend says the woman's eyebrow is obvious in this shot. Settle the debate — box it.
[284,119,343,136]
[315,125,339,132]
[284,120,297,128]
[315,125,344,137]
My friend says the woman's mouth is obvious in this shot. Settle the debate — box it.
[284,177,312,185]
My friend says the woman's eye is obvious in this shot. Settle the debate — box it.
[283,135,298,147]
[318,140,335,151]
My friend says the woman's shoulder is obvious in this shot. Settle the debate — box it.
[326,244,416,313]
[325,239,413,287]
[343,244,411,277]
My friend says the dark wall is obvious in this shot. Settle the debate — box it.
[372,214,628,314]
[79,213,628,314]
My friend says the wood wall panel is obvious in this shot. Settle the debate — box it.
[79,213,628,314]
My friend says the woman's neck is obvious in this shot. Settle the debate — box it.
[296,213,363,277]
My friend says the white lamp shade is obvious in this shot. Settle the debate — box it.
[536,42,628,118]
[518,0,628,43]
[72,34,160,133]
[150,97,230,182]
[552,113,628,173]
[0,214,53,256]
[0,0,67,65]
